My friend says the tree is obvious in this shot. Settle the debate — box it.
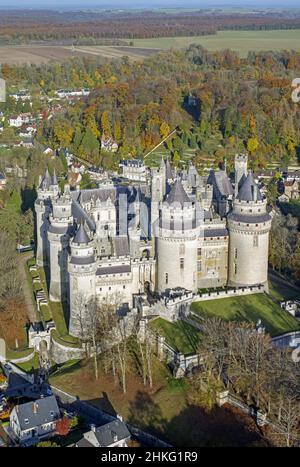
[247,137,259,154]
[37,441,59,447]
[55,417,71,437]
[101,111,111,137]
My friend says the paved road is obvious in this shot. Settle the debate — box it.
[17,253,38,323]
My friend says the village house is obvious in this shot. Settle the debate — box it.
[278,178,299,201]
[9,113,32,128]
[9,396,61,445]
[101,135,119,153]
[0,172,7,190]
[76,419,131,448]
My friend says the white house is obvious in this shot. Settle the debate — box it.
[10,396,61,445]
[9,113,32,127]
[76,419,131,448]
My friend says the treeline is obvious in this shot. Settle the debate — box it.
[1,12,300,43]
[1,45,300,172]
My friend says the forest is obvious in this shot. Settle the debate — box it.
[1,10,300,44]
[1,45,298,172]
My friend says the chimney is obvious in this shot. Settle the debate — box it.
[33,402,39,414]
[90,424,96,432]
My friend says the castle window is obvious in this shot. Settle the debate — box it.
[123,285,126,289]
[198,248,202,256]
[165,273,168,285]
[234,248,238,259]
[253,235,259,247]
[234,264,237,274]
[197,261,202,272]
[180,258,184,270]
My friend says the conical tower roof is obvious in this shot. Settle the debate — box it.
[237,172,263,202]
[52,169,58,186]
[166,179,190,206]
[73,222,91,244]
[39,167,51,190]
[165,158,173,180]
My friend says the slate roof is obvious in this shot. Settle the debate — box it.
[69,256,95,265]
[80,420,131,447]
[39,167,51,190]
[228,212,271,224]
[203,228,229,238]
[73,223,91,244]
[165,158,173,180]
[166,179,190,206]
[237,172,263,202]
[96,265,131,276]
[13,396,60,431]
[214,171,234,197]
[113,236,129,257]
[72,200,96,232]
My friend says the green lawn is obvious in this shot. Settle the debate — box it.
[149,317,202,355]
[191,293,299,337]
[133,30,300,57]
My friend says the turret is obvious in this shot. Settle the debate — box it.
[227,172,272,289]
[68,223,97,337]
[48,193,73,301]
[156,179,201,293]
[35,168,60,267]
[234,154,248,196]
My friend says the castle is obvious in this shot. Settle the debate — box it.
[35,154,272,337]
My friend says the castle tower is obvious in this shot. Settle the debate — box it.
[156,179,201,293]
[68,223,97,337]
[227,172,272,289]
[35,168,60,267]
[151,159,166,236]
[234,154,248,196]
[48,193,73,302]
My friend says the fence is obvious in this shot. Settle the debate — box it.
[51,386,172,447]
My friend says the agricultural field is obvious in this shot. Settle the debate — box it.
[1,29,300,64]
[191,293,300,337]
[132,30,300,57]
[0,45,160,65]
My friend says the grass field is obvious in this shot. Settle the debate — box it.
[1,30,300,64]
[149,317,202,355]
[50,357,266,446]
[133,30,300,57]
[191,293,300,337]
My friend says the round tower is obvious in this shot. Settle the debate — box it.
[35,168,60,267]
[156,179,201,293]
[48,192,73,302]
[227,172,271,289]
[68,223,97,338]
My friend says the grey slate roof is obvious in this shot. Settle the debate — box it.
[165,158,173,180]
[81,420,131,447]
[203,228,228,238]
[14,396,60,431]
[39,167,52,190]
[73,223,91,244]
[166,179,190,206]
[70,256,95,265]
[237,172,263,202]
[113,236,129,257]
[228,212,271,224]
[96,265,131,276]
[72,200,96,232]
